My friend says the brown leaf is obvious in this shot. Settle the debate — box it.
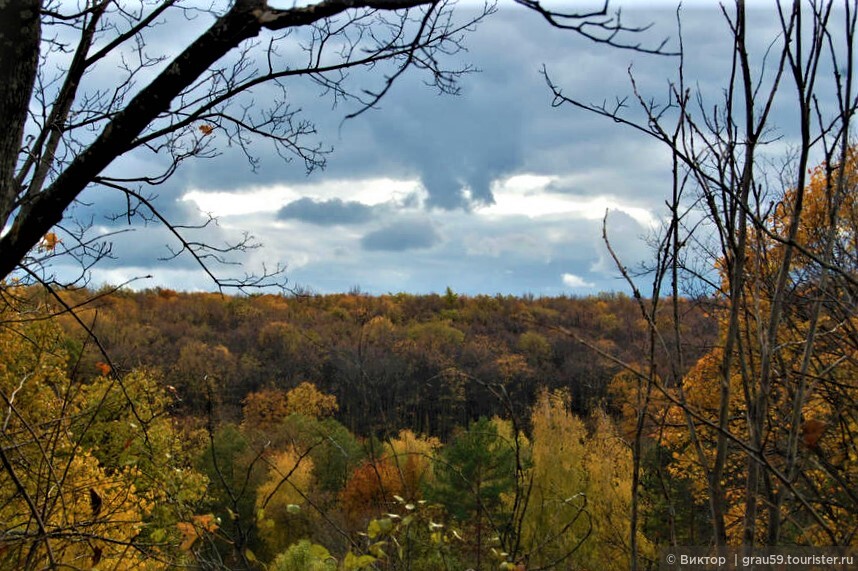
[177,521,197,551]
[801,419,827,449]
[39,232,61,252]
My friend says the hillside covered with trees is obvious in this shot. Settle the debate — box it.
[58,287,716,433]
[1,287,717,569]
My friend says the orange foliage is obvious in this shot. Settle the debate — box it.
[340,430,437,526]
[177,514,218,552]
[39,232,61,252]
[340,460,406,525]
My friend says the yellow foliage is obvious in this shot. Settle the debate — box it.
[520,389,588,565]
[243,382,338,430]
[660,147,858,544]
[364,315,397,344]
[519,389,652,570]
[285,381,339,418]
[385,429,441,496]
[0,320,143,567]
[255,447,316,554]
[583,411,653,567]
[0,295,208,569]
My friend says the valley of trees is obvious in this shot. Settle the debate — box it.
[2,285,719,569]
[51,286,716,433]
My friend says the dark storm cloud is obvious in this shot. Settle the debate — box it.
[78,4,791,210]
[169,8,547,207]
[364,71,525,210]
[277,198,376,225]
[361,220,441,252]
[328,6,696,211]
[346,12,538,210]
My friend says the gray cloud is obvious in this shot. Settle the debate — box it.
[361,220,441,252]
[277,197,376,225]
[360,23,529,210]
[288,228,605,296]
[142,8,682,209]
[55,3,814,296]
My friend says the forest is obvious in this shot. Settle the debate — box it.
[4,148,858,568]
[2,285,720,570]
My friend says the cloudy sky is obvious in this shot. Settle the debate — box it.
[57,1,810,296]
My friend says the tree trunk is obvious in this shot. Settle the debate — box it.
[0,0,41,230]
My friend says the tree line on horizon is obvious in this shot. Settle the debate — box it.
[48,286,717,436]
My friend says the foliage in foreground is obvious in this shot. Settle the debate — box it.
[0,293,207,569]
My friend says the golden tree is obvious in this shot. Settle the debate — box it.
[660,148,858,545]
[0,292,207,569]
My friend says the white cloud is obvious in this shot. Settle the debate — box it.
[562,273,595,288]
[182,177,425,217]
[477,173,659,228]
[83,267,211,292]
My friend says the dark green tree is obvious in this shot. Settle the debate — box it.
[428,417,516,570]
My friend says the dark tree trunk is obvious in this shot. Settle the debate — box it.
[0,0,41,230]
[0,0,434,281]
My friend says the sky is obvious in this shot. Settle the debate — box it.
[50,1,810,296]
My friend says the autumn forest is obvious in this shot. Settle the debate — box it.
[0,280,716,570]
[5,148,858,568]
